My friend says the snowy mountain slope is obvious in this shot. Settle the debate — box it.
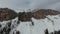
[0,9,60,34]
[0,14,60,34]
[15,14,60,34]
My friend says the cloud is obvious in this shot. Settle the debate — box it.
[0,0,60,10]
[45,2,60,10]
[30,0,60,9]
[0,0,32,9]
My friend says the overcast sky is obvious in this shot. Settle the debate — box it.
[0,0,60,10]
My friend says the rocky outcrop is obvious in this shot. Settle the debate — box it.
[0,8,17,21]
[32,9,60,19]
[18,9,60,21]
[18,12,32,22]
[0,8,60,21]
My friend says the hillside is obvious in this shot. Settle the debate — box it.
[0,8,60,34]
[0,8,17,21]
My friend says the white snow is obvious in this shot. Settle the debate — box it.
[16,14,60,34]
[0,14,60,34]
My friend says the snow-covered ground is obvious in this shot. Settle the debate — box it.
[0,14,60,34]
[16,14,60,34]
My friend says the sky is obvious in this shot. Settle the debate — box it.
[0,0,60,10]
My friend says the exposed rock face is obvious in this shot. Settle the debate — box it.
[0,8,60,21]
[0,8,17,21]
[18,12,32,22]
[18,9,60,21]
[32,9,60,19]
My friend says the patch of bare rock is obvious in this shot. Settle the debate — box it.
[0,8,17,21]
[18,12,32,22]
[32,9,60,19]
